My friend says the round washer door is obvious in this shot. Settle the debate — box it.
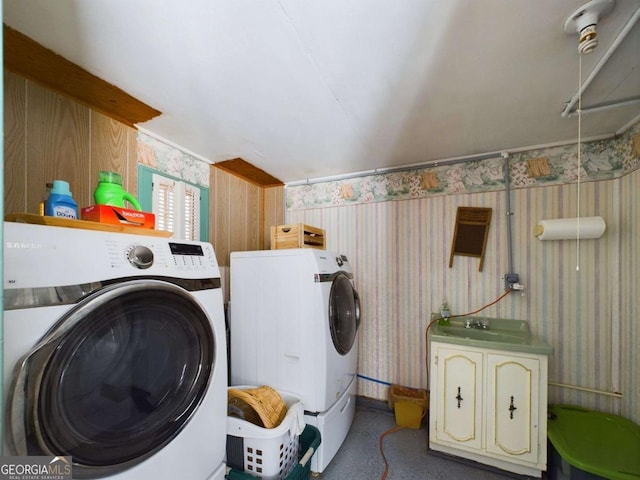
[329,273,361,355]
[6,280,216,479]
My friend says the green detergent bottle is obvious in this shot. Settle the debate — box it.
[94,171,142,210]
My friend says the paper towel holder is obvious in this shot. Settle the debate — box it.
[534,216,606,241]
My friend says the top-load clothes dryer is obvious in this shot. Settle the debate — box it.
[3,221,228,480]
[230,248,360,473]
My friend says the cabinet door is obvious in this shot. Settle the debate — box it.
[486,353,539,464]
[435,346,483,450]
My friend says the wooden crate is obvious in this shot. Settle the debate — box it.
[270,224,325,250]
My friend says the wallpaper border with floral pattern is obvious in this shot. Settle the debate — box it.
[286,122,640,211]
[137,132,210,188]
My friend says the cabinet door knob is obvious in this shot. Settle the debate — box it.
[456,387,464,408]
[509,395,517,419]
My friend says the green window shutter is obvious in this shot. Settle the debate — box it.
[138,165,208,242]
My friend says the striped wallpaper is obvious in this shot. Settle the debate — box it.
[286,165,639,424]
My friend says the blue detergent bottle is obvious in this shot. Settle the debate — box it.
[45,180,79,219]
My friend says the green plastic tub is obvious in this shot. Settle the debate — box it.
[547,405,640,480]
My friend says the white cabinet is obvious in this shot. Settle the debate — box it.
[433,346,483,450]
[486,353,541,464]
[429,342,548,477]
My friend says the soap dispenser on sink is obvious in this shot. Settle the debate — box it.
[439,300,451,326]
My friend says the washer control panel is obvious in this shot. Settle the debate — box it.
[106,238,218,273]
[169,242,217,269]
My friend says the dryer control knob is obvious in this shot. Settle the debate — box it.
[336,256,344,267]
[127,245,154,269]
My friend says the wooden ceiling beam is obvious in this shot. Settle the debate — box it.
[3,24,161,127]
[215,158,283,187]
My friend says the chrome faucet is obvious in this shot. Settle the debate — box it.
[464,318,490,329]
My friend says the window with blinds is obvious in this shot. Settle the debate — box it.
[152,173,201,240]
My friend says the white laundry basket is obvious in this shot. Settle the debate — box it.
[226,387,306,480]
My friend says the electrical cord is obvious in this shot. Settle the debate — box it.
[378,407,427,480]
[448,287,514,319]
[377,288,515,480]
[425,288,514,389]
[423,316,441,387]
[378,424,407,480]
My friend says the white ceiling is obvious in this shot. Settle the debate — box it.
[4,0,640,184]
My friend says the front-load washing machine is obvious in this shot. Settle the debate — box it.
[3,221,228,479]
[229,248,360,473]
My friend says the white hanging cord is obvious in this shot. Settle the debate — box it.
[576,52,583,272]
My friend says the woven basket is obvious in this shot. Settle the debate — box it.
[228,386,289,429]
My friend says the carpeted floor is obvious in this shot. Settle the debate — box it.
[317,402,533,480]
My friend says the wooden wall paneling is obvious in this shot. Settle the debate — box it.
[210,166,282,262]
[246,182,262,250]
[26,81,90,213]
[229,174,248,254]
[263,186,285,248]
[4,71,27,214]
[126,129,138,197]
[261,189,269,249]
[211,167,231,267]
[90,111,134,206]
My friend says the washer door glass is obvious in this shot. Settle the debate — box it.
[7,280,215,478]
[329,273,360,355]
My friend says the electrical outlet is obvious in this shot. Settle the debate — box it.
[504,273,519,291]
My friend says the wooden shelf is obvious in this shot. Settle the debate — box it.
[5,213,173,237]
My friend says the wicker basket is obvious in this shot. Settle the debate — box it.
[228,385,289,429]
[227,388,307,480]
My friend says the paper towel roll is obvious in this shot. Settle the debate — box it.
[534,216,606,241]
